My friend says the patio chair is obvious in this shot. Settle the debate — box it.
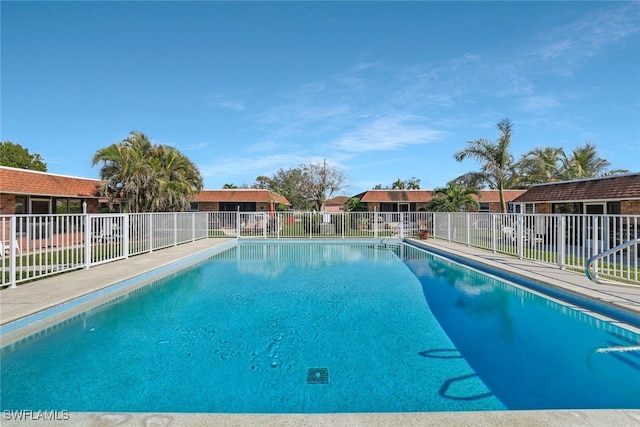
[502,226,543,244]
[501,226,517,243]
[1,239,21,257]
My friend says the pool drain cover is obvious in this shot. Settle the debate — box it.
[307,367,329,385]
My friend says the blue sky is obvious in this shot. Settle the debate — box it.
[2,1,639,195]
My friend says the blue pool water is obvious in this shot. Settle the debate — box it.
[1,242,639,412]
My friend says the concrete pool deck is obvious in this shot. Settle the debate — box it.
[1,237,639,426]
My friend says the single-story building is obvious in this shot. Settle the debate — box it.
[354,189,527,213]
[512,172,640,215]
[0,166,103,215]
[191,189,290,212]
[0,166,290,215]
[324,196,350,212]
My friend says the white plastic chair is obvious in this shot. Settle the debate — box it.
[1,240,21,257]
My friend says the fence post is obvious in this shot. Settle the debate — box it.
[192,212,196,242]
[149,214,154,252]
[466,215,471,247]
[84,214,91,270]
[173,212,178,246]
[516,214,524,259]
[123,214,129,259]
[236,211,240,238]
[491,214,497,253]
[557,216,566,269]
[447,213,451,242]
[8,216,17,288]
[373,210,378,239]
[263,212,267,239]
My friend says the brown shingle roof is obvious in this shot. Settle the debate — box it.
[193,189,290,205]
[326,196,350,205]
[514,173,640,203]
[0,166,101,198]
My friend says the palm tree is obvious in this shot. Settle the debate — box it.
[454,119,519,213]
[391,179,406,189]
[426,181,479,212]
[518,146,566,185]
[560,142,624,179]
[92,131,203,212]
[152,145,203,211]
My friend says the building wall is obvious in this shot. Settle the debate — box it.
[536,203,551,214]
[621,200,640,215]
[0,194,16,215]
[0,193,101,215]
[194,201,276,212]
[197,202,218,211]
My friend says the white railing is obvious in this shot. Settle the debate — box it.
[2,211,639,288]
[431,212,639,285]
[1,212,210,288]
[586,239,640,285]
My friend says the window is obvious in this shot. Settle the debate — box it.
[220,202,256,212]
[478,202,490,212]
[15,197,25,214]
[189,202,199,212]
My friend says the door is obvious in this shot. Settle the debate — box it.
[398,203,409,222]
[585,203,605,252]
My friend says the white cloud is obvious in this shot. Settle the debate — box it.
[206,95,246,112]
[518,95,561,114]
[332,115,442,153]
[528,3,640,72]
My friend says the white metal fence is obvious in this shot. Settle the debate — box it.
[1,212,210,288]
[2,211,639,288]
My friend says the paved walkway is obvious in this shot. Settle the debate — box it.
[1,237,639,426]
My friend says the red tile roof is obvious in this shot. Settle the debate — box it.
[0,167,291,205]
[193,189,290,205]
[514,173,640,203]
[360,190,434,202]
[0,166,101,198]
[478,189,527,202]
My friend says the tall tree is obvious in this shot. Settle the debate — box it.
[518,142,628,184]
[560,142,629,179]
[252,176,272,189]
[426,181,479,212]
[152,144,203,211]
[276,167,310,210]
[391,177,420,189]
[92,131,202,212]
[391,179,406,189]
[517,146,566,185]
[0,141,47,171]
[454,119,518,213]
[258,160,346,211]
[298,160,346,211]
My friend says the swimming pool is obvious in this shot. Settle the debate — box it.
[1,242,639,412]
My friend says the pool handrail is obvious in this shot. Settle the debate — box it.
[585,238,640,285]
